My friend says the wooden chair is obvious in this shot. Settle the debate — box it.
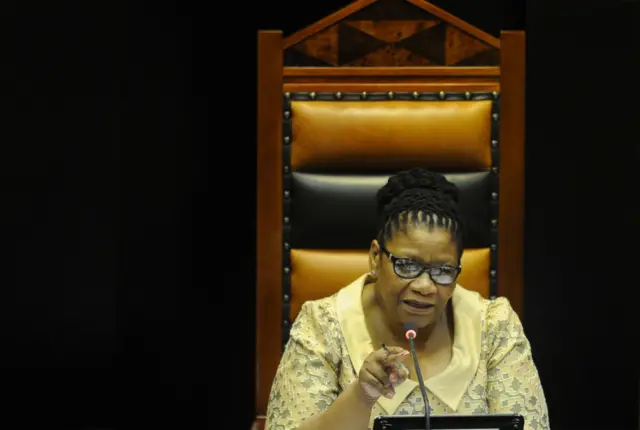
[256,0,525,428]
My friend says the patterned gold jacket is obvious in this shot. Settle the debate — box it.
[266,274,550,430]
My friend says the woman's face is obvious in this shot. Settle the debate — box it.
[369,225,460,331]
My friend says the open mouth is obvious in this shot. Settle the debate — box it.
[402,300,434,310]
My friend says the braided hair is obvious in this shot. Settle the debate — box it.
[376,168,464,257]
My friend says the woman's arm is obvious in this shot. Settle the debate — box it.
[485,298,550,430]
[266,299,407,430]
[267,343,375,430]
[266,301,369,430]
[297,381,375,430]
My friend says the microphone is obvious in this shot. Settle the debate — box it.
[404,322,431,430]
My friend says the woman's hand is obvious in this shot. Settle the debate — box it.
[356,346,410,403]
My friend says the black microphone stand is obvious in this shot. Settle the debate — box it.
[405,325,431,430]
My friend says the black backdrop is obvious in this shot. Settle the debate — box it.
[2,0,638,429]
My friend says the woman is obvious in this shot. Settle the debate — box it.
[265,168,549,430]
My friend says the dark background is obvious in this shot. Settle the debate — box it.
[2,0,638,429]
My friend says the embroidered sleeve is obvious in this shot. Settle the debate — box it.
[266,300,341,430]
[485,298,550,430]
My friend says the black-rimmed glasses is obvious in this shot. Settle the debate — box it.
[380,246,461,286]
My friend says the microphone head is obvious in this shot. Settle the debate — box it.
[403,322,417,340]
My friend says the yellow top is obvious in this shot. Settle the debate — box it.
[265,274,550,430]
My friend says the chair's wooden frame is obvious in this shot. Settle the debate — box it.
[257,1,525,427]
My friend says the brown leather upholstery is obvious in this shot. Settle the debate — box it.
[290,249,370,320]
[291,101,493,171]
[282,91,500,341]
[290,248,490,321]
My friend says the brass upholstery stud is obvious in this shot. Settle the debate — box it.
[361,91,368,100]
[492,91,499,100]
[491,166,498,174]
[465,92,471,100]
[491,219,498,227]
[284,92,291,99]
[283,320,289,326]
[439,91,446,100]
[309,91,316,100]
[490,270,497,277]
[490,244,497,251]
[492,113,499,121]
[412,91,419,100]
[284,166,290,173]
[284,267,290,274]
[491,140,498,148]
[387,91,394,99]
[284,216,290,224]
[335,92,342,100]
[283,136,290,144]
[284,190,290,198]
[284,111,290,119]
[284,242,290,250]
[284,294,290,302]
[491,192,498,200]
